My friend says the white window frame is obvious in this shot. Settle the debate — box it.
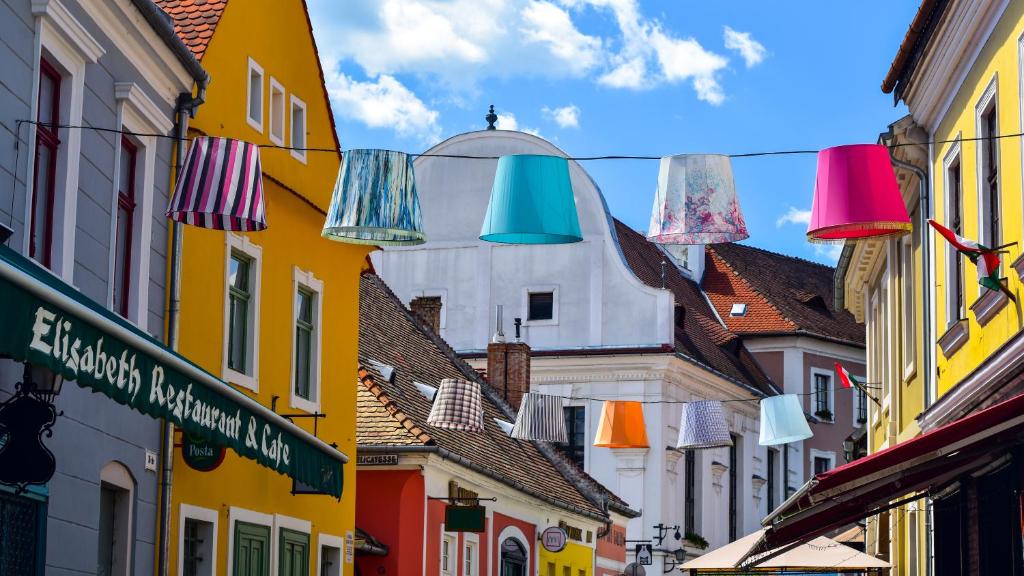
[975,75,1000,251]
[942,139,965,326]
[26,2,104,281]
[226,507,273,576]
[441,532,455,575]
[223,234,262,392]
[290,267,323,413]
[274,513,312,576]
[99,461,135,576]
[463,533,479,576]
[289,94,307,163]
[178,504,219,576]
[522,284,559,326]
[809,367,834,422]
[496,526,531,571]
[317,533,344,576]
[111,82,169,331]
[809,449,836,474]
[900,233,916,382]
[852,374,868,427]
[268,77,285,146]
[246,57,264,133]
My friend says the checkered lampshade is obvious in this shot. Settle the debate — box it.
[426,378,485,432]
[167,137,267,231]
[510,393,568,443]
[676,400,732,450]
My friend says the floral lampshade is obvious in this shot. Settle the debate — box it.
[593,401,649,448]
[510,393,568,443]
[480,155,583,244]
[322,149,425,245]
[759,394,813,446]
[426,379,485,433]
[167,137,267,231]
[647,154,748,245]
[807,144,911,243]
[677,400,733,450]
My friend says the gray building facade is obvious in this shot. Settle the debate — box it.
[0,0,204,573]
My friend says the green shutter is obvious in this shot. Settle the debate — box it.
[233,522,270,576]
[279,528,310,576]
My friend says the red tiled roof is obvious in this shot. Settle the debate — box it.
[704,243,865,346]
[154,0,228,60]
[358,273,615,519]
[612,220,776,395]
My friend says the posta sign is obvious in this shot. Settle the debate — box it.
[182,434,226,472]
[542,527,568,553]
[0,247,345,498]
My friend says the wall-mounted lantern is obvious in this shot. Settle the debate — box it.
[0,362,63,492]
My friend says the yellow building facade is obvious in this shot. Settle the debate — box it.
[842,1,1024,574]
[158,1,372,574]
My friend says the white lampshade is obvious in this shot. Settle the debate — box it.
[759,394,813,446]
[677,400,732,450]
[647,154,749,245]
[510,393,568,443]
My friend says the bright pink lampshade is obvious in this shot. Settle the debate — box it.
[807,144,911,243]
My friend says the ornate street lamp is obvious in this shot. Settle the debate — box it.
[0,362,63,492]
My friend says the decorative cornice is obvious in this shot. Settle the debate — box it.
[33,0,105,62]
[969,282,1009,327]
[937,318,969,358]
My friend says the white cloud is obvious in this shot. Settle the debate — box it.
[521,1,603,75]
[495,112,542,136]
[598,57,649,89]
[776,207,812,227]
[649,29,728,104]
[542,104,580,128]
[723,26,766,68]
[323,66,442,144]
[814,243,844,264]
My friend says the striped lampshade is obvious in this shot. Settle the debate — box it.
[426,378,485,433]
[322,149,425,245]
[510,393,568,443]
[676,400,732,450]
[167,137,267,231]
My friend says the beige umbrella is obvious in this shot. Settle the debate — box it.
[680,529,889,573]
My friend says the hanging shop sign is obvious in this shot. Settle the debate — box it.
[541,527,568,553]
[444,505,486,533]
[635,543,654,565]
[182,434,226,472]
[356,454,399,466]
[0,246,346,498]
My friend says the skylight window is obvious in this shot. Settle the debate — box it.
[730,303,747,317]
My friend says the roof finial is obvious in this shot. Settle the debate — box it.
[485,104,498,130]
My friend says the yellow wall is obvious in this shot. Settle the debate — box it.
[166,0,372,574]
[538,541,593,576]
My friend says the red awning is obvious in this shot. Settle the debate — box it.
[752,391,1024,559]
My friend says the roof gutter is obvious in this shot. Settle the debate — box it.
[358,445,612,523]
[129,0,209,84]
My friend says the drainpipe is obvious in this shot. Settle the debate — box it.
[158,81,207,576]
[888,152,931,411]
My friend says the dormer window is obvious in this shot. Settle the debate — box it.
[730,303,747,317]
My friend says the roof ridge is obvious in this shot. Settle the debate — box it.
[357,367,433,445]
[706,248,799,332]
[713,242,836,272]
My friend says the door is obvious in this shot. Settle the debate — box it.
[500,537,526,576]
[233,522,270,576]
[279,528,309,576]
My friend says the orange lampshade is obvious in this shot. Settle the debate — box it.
[593,401,649,448]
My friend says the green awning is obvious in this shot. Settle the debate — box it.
[0,245,344,498]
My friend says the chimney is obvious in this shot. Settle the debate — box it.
[410,296,442,334]
[487,309,531,409]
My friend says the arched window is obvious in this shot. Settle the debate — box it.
[98,462,135,576]
[499,537,527,576]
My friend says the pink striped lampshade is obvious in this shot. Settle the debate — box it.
[167,137,267,231]
[807,144,910,243]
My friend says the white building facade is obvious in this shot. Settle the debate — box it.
[373,129,793,570]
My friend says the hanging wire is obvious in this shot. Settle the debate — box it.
[16,119,1024,161]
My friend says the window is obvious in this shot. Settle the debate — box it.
[180,505,218,576]
[291,268,323,412]
[528,292,554,321]
[113,137,137,317]
[233,521,270,576]
[279,529,309,576]
[98,462,135,576]
[0,491,45,575]
[317,534,343,576]
[269,78,285,145]
[767,448,778,513]
[811,450,835,475]
[684,449,697,534]
[979,89,1000,251]
[563,566,571,576]
[290,95,307,162]
[442,536,454,575]
[31,58,61,269]
[812,370,833,421]
[814,457,831,475]
[223,235,261,391]
[730,303,747,316]
[729,434,739,541]
[464,542,476,576]
[908,504,920,576]
[946,151,965,324]
[855,386,868,425]
[558,406,586,467]
[246,58,264,132]
[901,228,916,379]
[546,562,555,576]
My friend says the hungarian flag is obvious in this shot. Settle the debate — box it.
[834,362,860,389]
[928,219,1014,301]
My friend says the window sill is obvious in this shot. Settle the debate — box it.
[938,319,969,359]
[290,393,320,414]
[224,368,258,393]
[970,279,1009,327]
[1011,253,1024,280]
[903,361,916,385]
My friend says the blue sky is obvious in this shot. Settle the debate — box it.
[307,1,917,265]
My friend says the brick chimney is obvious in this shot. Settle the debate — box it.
[487,316,531,410]
[409,296,442,334]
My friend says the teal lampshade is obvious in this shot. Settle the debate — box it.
[479,155,583,244]
[759,394,813,446]
[322,149,425,245]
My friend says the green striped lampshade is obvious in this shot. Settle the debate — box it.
[322,149,425,245]
[479,155,583,244]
